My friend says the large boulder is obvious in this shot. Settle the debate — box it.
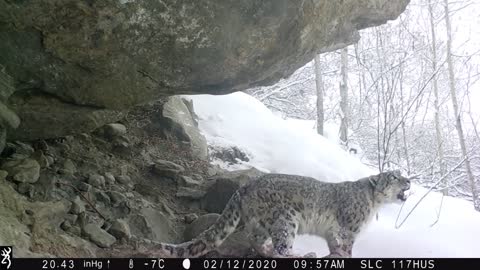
[160,96,208,160]
[0,67,17,151]
[0,0,409,140]
[0,65,15,103]
[150,159,185,178]
[83,224,116,248]
[0,176,32,255]
[6,92,123,141]
[1,158,40,183]
[127,207,176,243]
[202,168,265,213]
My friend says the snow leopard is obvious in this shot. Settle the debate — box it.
[151,170,410,258]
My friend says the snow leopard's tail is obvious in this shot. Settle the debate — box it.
[155,190,243,258]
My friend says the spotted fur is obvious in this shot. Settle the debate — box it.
[155,170,410,258]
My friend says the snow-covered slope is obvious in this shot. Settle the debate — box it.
[188,92,372,181]
[187,92,480,257]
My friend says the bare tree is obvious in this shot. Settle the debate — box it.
[314,54,325,135]
[443,0,479,210]
[428,0,447,194]
[339,47,349,145]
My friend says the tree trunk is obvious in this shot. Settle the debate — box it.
[398,52,411,175]
[314,54,324,135]
[339,47,349,145]
[444,0,479,210]
[429,0,447,194]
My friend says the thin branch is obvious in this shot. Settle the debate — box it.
[395,149,474,229]
[56,180,108,221]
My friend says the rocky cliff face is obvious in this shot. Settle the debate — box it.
[0,0,409,140]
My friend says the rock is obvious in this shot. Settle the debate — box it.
[192,174,204,181]
[151,160,185,178]
[0,64,15,102]
[31,150,50,168]
[119,165,130,176]
[206,165,226,177]
[0,101,20,129]
[61,220,72,231]
[177,175,203,188]
[17,182,31,193]
[0,127,6,155]
[30,199,98,256]
[128,207,175,243]
[77,182,93,193]
[112,136,130,153]
[107,191,127,206]
[66,226,82,237]
[203,178,240,214]
[0,181,32,253]
[17,182,34,198]
[7,92,123,141]
[116,201,131,217]
[45,155,54,167]
[184,213,251,256]
[77,212,87,228]
[211,146,250,165]
[87,174,105,188]
[0,170,8,180]
[176,187,206,200]
[1,0,408,141]
[184,213,198,224]
[78,212,105,230]
[83,223,116,248]
[33,140,49,152]
[1,185,96,257]
[159,203,175,219]
[159,96,208,160]
[77,182,92,192]
[95,191,111,205]
[77,133,91,141]
[70,196,86,215]
[64,214,78,225]
[104,172,116,185]
[60,159,76,175]
[1,158,40,183]
[101,221,112,231]
[31,170,60,200]
[115,175,131,185]
[203,168,265,213]
[108,219,131,240]
[20,211,34,226]
[102,123,127,138]
[7,141,35,159]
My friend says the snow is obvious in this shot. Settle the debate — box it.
[186,92,480,257]
[188,92,372,182]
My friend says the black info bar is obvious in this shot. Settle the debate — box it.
[1,258,480,270]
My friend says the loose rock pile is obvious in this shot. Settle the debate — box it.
[0,102,264,258]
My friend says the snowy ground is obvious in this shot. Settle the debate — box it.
[186,92,480,257]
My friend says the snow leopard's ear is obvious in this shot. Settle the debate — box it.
[368,176,378,188]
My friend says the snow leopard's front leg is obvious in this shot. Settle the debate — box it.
[269,216,317,258]
[325,229,355,258]
[248,217,316,258]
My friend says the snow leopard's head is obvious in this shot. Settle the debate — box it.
[369,170,411,204]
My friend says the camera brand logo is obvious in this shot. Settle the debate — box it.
[0,246,12,270]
